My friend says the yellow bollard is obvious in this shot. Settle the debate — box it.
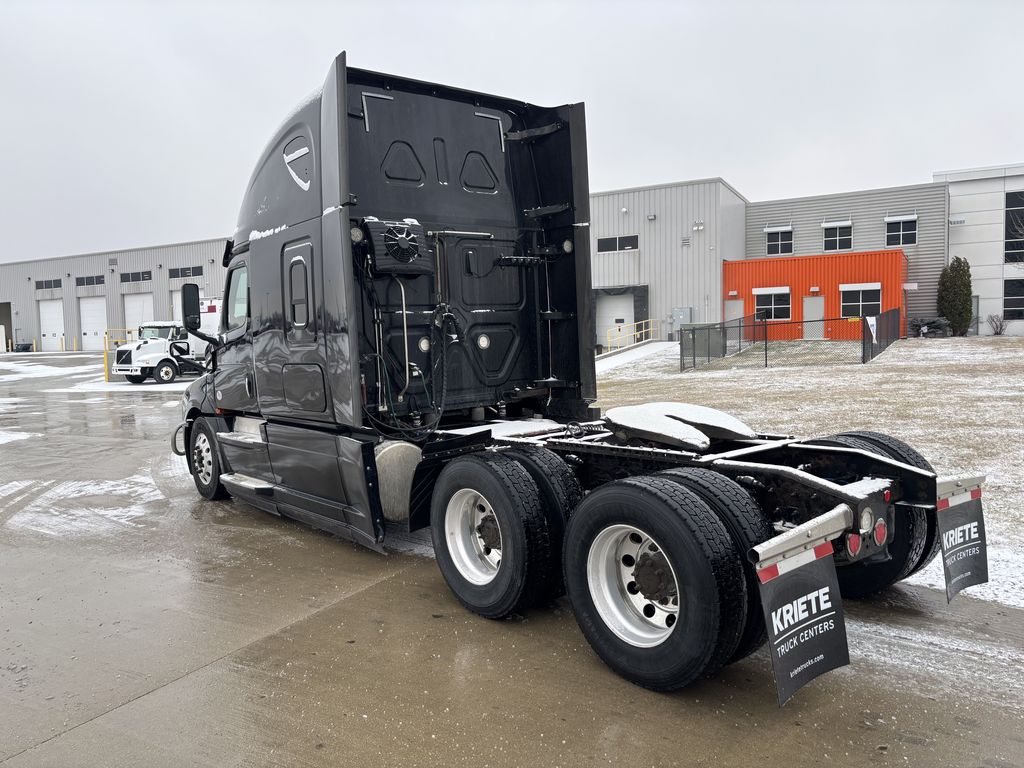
[60,336,65,352]
[32,339,37,352]
[103,332,109,382]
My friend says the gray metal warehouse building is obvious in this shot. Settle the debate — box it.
[590,162,1024,341]
[0,238,227,351]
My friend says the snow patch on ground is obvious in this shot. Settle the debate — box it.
[0,352,103,360]
[848,616,1024,711]
[0,360,101,383]
[0,428,39,445]
[44,378,190,394]
[595,342,676,374]
[5,474,166,537]
[0,397,24,414]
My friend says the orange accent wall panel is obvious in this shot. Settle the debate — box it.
[722,250,907,341]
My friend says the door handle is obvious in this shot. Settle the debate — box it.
[245,374,254,398]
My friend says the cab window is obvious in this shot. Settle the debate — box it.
[225,266,249,331]
[140,326,172,339]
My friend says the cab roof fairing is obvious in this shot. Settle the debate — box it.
[231,87,324,251]
[228,52,582,260]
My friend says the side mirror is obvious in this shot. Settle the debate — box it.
[182,283,202,332]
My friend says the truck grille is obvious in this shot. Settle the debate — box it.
[116,349,132,365]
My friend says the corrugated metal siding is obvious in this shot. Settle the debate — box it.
[745,183,946,318]
[590,180,737,335]
[723,250,907,341]
[0,238,227,348]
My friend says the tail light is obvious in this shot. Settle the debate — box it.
[846,533,863,557]
[883,488,892,503]
[873,518,888,546]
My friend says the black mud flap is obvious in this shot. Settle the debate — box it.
[937,490,988,602]
[756,542,850,706]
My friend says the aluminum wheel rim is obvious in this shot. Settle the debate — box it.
[444,488,502,585]
[159,366,174,381]
[193,432,214,486]
[587,524,680,648]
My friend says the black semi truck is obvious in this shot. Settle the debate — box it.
[172,53,987,701]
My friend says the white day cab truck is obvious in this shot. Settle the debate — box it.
[113,301,220,384]
[171,53,989,704]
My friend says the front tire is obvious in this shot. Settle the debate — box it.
[563,476,745,691]
[124,374,146,384]
[154,361,177,384]
[430,452,551,619]
[189,418,229,500]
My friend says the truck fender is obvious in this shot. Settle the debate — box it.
[407,461,445,532]
[405,431,492,532]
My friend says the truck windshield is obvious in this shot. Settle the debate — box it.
[139,327,173,339]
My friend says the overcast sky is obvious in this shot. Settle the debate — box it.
[1,0,1021,262]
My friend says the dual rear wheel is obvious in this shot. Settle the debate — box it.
[430,453,772,691]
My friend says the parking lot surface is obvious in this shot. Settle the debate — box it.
[1,344,1022,767]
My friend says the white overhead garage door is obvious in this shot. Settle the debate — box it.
[123,293,154,336]
[78,296,107,351]
[596,292,635,348]
[38,299,65,351]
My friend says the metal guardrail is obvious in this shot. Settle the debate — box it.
[605,318,660,350]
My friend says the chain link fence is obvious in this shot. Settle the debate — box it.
[680,309,902,371]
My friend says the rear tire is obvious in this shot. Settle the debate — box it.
[822,434,929,598]
[837,430,939,577]
[504,445,583,602]
[430,452,551,619]
[657,467,773,662]
[189,418,229,500]
[563,476,745,691]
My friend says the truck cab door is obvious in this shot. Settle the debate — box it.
[214,262,259,413]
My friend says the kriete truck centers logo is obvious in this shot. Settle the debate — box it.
[771,586,836,656]
[942,520,980,558]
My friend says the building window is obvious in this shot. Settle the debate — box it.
[75,275,105,287]
[1005,278,1024,320]
[168,265,204,279]
[823,226,852,251]
[1005,192,1024,263]
[35,279,61,290]
[840,284,881,318]
[596,235,640,252]
[753,288,791,320]
[886,219,917,246]
[120,271,152,283]
[766,230,793,255]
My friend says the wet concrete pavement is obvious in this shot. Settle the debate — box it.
[1,354,1022,767]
